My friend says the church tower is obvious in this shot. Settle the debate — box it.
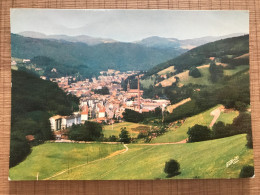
[127,80,130,91]
[137,76,141,111]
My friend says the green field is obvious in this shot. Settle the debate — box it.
[216,110,239,124]
[151,105,238,143]
[51,134,253,180]
[181,65,249,86]
[9,133,253,180]
[9,142,124,180]
[103,122,151,138]
[224,65,249,76]
[159,65,249,87]
[180,66,211,86]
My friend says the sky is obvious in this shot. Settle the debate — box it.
[10,9,249,42]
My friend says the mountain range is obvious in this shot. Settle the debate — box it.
[18,31,245,50]
[12,32,247,78]
[18,31,117,46]
[11,33,185,77]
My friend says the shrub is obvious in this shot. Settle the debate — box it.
[137,132,147,139]
[239,165,254,178]
[108,135,118,142]
[189,67,201,78]
[187,125,211,142]
[164,159,181,177]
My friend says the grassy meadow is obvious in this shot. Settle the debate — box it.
[50,134,253,180]
[158,65,249,87]
[9,107,251,180]
[9,142,124,180]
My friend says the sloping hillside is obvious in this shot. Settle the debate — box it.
[146,35,249,76]
[10,70,79,167]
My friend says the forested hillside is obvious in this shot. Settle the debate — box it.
[10,70,79,167]
[11,33,185,78]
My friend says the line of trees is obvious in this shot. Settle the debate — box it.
[187,112,252,148]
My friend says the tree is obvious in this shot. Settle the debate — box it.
[187,125,211,142]
[154,107,162,117]
[231,112,253,148]
[122,109,144,123]
[68,121,103,141]
[212,121,230,139]
[209,61,223,82]
[164,159,180,177]
[108,135,118,142]
[119,127,131,143]
[189,67,201,78]
[239,165,254,178]
[93,87,110,95]
[234,101,248,112]
[231,112,251,135]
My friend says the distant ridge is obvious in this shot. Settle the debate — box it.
[135,33,246,49]
[18,31,246,49]
[18,31,118,46]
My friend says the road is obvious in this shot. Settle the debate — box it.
[209,106,223,128]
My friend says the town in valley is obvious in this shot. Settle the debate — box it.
[9,10,254,180]
[46,68,170,138]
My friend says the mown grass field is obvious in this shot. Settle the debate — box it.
[9,143,124,180]
[216,110,239,124]
[51,134,253,180]
[103,122,150,138]
[158,66,175,75]
[151,105,238,143]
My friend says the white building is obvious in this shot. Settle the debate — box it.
[23,59,30,63]
[81,105,89,124]
[49,114,81,131]
[65,114,81,128]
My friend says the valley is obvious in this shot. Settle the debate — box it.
[10,33,253,180]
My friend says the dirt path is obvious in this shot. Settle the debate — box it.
[135,139,187,146]
[209,106,223,128]
[43,144,128,180]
